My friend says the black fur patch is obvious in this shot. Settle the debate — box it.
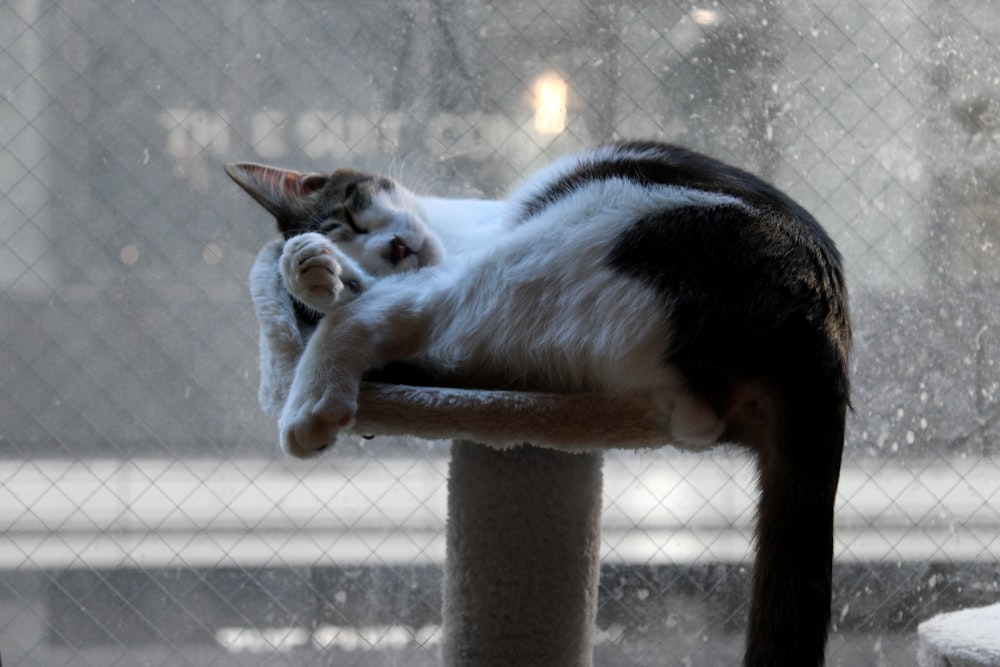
[608,202,850,401]
[277,168,394,239]
[521,141,819,228]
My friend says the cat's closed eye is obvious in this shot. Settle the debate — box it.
[322,208,365,236]
[341,209,367,235]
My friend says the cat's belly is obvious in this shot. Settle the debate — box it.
[418,215,675,387]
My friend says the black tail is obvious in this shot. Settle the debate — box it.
[743,386,848,666]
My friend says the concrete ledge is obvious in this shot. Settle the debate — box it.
[919,603,1000,666]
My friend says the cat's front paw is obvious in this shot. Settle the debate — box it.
[280,233,366,314]
[279,384,358,457]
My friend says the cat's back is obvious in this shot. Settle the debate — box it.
[505,140,851,394]
[511,141,831,245]
[508,142,845,294]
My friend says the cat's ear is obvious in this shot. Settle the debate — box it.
[225,162,327,225]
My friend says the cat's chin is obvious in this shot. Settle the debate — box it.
[392,253,422,273]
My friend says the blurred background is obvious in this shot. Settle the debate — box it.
[2,0,999,665]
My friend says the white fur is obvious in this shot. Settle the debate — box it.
[279,233,371,312]
[414,196,509,256]
[273,145,738,456]
[249,241,305,418]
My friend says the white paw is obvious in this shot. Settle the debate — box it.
[279,384,358,457]
[280,233,367,314]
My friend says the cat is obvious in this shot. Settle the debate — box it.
[227,140,851,667]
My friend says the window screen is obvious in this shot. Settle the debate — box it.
[2,1,998,665]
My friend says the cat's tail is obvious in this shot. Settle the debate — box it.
[742,378,848,667]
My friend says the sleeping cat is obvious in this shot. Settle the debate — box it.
[227,140,850,667]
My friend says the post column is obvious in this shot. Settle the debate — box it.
[441,441,604,667]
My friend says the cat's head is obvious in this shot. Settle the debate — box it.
[226,162,443,275]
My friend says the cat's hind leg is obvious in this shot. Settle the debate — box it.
[280,232,370,314]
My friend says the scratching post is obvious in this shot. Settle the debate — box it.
[442,442,603,667]
[347,382,679,665]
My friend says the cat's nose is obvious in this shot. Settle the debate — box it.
[390,236,415,265]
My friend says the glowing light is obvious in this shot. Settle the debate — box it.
[533,74,567,134]
[690,8,720,26]
[120,244,140,265]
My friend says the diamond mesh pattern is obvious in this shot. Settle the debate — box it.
[2,0,999,664]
